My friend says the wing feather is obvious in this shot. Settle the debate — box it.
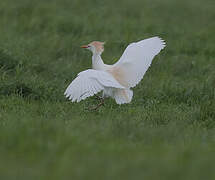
[113,36,166,88]
[64,69,125,102]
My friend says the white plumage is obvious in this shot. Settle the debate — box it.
[64,37,166,105]
[64,69,125,102]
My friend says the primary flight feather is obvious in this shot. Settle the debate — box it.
[64,37,166,105]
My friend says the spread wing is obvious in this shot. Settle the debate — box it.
[113,37,166,88]
[64,69,125,102]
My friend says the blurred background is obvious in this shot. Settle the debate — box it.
[0,0,215,179]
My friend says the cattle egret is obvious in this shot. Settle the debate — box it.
[64,37,166,109]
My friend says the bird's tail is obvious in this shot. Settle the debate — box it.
[113,89,133,104]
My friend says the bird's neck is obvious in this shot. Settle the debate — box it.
[92,53,105,70]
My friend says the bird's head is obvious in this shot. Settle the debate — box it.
[81,41,105,55]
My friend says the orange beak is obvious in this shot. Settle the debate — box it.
[81,45,89,48]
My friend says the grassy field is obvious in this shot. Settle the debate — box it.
[0,0,215,179]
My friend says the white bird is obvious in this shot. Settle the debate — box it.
[64,37,166,109]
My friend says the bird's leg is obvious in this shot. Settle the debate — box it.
[89,97,105,111]
[95,98,105,110]
[94,94,103,100]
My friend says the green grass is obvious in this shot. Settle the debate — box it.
[0,0,215,179]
